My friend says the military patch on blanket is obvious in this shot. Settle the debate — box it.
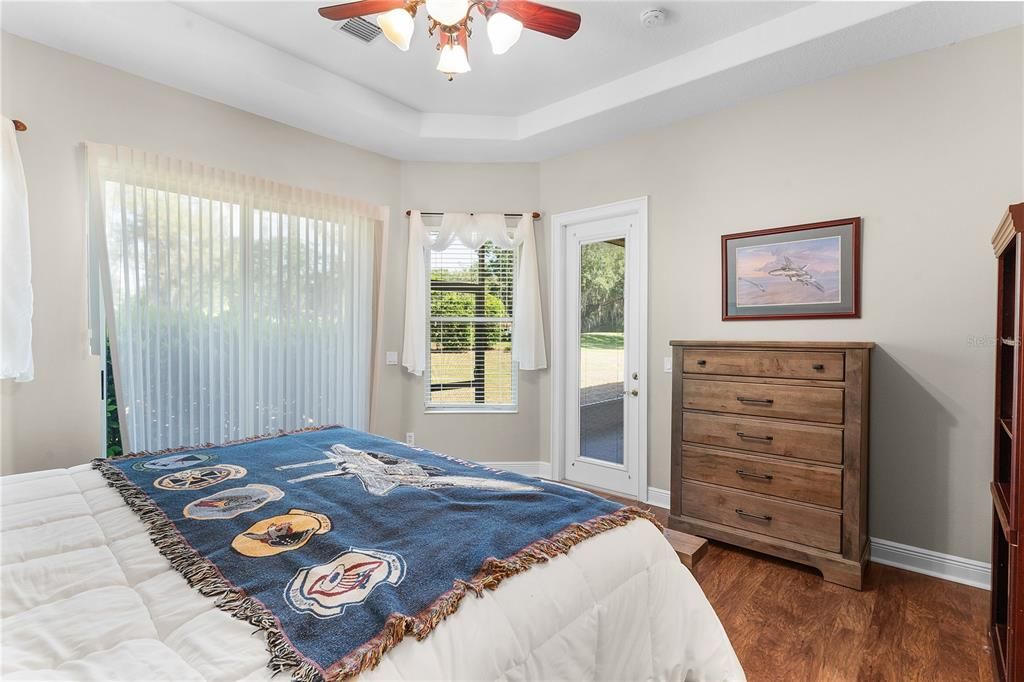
[93,426,657,681]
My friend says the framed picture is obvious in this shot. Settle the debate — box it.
[722,217,861,321]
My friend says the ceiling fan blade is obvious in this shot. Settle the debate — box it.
[495,0,580,39]
[318,0,405,21]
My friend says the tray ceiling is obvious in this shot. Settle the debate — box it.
[3,1,1022,161]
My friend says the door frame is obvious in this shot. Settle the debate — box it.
[549,196,648,500]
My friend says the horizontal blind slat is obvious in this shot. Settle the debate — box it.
[427,239,516,408]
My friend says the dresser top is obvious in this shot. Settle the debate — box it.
[669,340,875,349]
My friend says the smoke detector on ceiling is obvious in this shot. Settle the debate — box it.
[640,9,667,28]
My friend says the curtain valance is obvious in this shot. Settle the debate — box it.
[87,144,388,222]
[402,210,547,376]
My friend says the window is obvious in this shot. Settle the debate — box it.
[426,240,517,410]
[90,144,380,454]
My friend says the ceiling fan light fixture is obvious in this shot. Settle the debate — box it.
[425,0,470,26]
[436,42,471,79]
[377,8,415,50]
[486,12,523,55]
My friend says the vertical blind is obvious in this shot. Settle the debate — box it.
[427,239,516,408]
[88,144,383,454]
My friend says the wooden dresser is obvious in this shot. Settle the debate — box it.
[668,340,873,589]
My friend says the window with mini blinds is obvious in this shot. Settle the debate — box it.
[426,239,517,410]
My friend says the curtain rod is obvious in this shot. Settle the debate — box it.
[405,210,541,219]
[12,120,27,132]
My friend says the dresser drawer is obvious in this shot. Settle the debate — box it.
[680,481,842,552]
[681,445,842,508]
[682,379,844,424]
[682,412,843,464]
[682,349,844,381]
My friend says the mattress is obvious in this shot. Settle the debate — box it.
[1,463,744,681]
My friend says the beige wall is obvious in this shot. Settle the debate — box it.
[0,33,403,474]
[539,27,1024,562]
[4,27,1023,563]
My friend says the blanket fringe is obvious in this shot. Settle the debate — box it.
[93,456,660,682]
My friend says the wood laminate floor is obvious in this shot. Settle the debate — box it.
[608,496,994,681]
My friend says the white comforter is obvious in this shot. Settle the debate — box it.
[1,464,744,681]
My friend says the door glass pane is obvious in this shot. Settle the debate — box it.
[579,238,626,464]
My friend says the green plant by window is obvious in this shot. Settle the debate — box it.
[105,337,122,458]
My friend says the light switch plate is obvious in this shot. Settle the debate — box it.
[663,356,673,373]
[386,351,398,365]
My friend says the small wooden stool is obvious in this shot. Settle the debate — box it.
[664,528,708,570]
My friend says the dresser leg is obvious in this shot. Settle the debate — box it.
[818,557,866,590]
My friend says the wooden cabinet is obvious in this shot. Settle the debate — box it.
[990,203,1024,682]
[669,340,873,589]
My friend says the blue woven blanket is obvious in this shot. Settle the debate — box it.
[94,426,654,681]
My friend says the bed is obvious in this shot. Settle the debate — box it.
[1,428,743,681]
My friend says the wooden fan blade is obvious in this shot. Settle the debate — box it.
[495,0,580,39]
[318,0,405,21]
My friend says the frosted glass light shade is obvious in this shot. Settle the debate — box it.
[425,0,469,26]
[436,43,471,77]
[486,12,522,55]
[377,8,415,51]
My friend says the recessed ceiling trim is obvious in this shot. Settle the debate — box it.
[3,1,1021,161]
[516,1,915,139]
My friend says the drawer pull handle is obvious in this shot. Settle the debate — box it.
[735,509,773,522]
[812,363,825,370]
[736,469,774,481]
[737,397,774,405]
[696,359,707,366]
[736,431,773,442]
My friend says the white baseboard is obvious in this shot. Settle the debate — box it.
[491,461,552,479]
[631,487,994,591]
[646,486,671,509]
[498,474,992,591]
[869,537,991,590]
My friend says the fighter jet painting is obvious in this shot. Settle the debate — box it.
[767,257,826,292]
[275,444,541,496]
[731,234,842,309]
[726,224,857,319]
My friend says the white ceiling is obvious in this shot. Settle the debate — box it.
[181,1,810,116]
[3,1,1023,162]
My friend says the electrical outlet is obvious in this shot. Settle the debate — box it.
[386,351,398,366]
[663,356,673,373]
[405,432,415,446]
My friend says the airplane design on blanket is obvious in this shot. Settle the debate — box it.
[275,444,541,496]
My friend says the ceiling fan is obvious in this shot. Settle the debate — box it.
[318,0,582,81]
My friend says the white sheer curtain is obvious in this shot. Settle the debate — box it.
[1,118,33,382]
[402,210,546,375]
[88,143,384,454]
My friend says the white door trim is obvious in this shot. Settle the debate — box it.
[549,196,648,501]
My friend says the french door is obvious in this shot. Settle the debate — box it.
[554,199,647,498]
